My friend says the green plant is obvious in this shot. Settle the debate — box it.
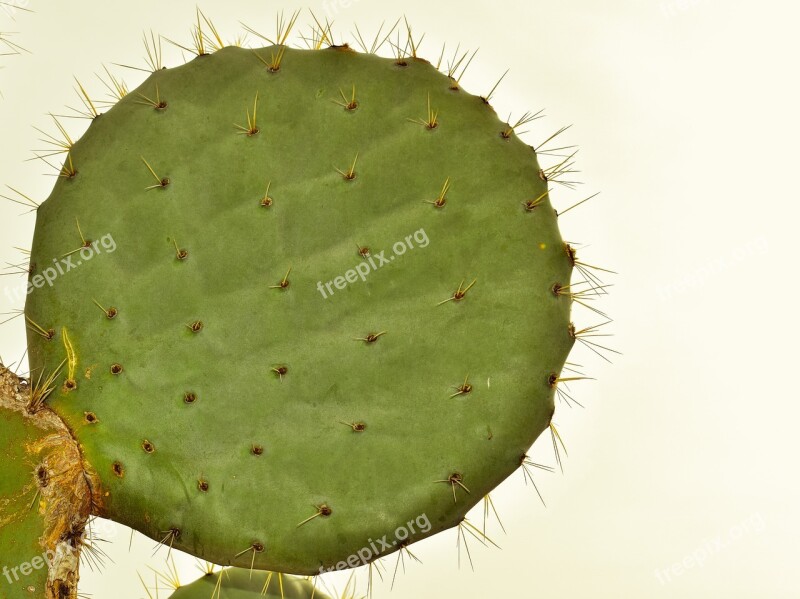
[0,11,609,598]
[165,567,332,599]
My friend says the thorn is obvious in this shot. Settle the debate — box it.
[435,472,470,503]
[332,84,358,110]
[483,69,509,103]
[501,109,545,139]
[437,279,477,306]
[558,192,601,217]
[408,93,439,129]
[550,423,568,473]
[234,91,260,135]
[335,152,359,181]
[141,157,169,190]
[424,177,451,208]
[449,375,473,398]
[134,84,167,110]
[269,266,292,290]
[73,77,100,119]
[355,331,386,344]
[296,504,333,528]
[523,188,551,212]
[520,455,554,505]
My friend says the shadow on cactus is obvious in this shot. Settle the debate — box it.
[0,9,613,599]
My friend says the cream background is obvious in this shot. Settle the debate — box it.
[1,0,797,597]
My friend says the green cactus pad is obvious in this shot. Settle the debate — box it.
[25,44,574,574]
[168,568,330,599]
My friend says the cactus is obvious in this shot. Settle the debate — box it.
[1,12,609,598]
[166,568,331,599]
[0,364,99,598]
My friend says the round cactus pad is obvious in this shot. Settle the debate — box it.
[25,45,575,574]
[168,568,329,599]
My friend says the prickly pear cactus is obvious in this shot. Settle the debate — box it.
[23,41,576,575]
[168,568,330,599]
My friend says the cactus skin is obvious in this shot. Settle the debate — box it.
[24,44,575,574]
[0,365,97,599]
[168,569,330,599]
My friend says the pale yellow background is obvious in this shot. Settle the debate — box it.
[1,0,797,597]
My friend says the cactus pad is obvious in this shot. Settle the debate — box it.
[168,569,330,599]
[24,44,575,574]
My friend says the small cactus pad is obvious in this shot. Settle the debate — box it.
[25,45,575,574]
[168,568,330,599]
